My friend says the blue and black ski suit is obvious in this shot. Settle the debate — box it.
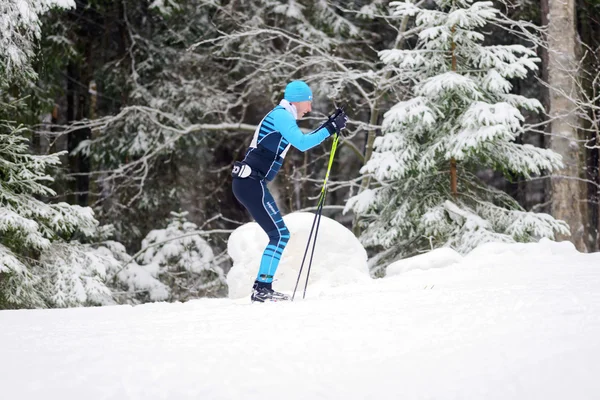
[232,100,332,284]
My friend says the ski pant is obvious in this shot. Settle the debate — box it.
[232,176,290,283]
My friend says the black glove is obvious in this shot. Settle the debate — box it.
[324,108,349,136]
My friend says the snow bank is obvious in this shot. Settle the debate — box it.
[227,212,369,298]
[464,237,577,260]
[386,238,594,278]
[386,247,463,277]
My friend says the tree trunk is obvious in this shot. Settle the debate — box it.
[543,0,588,251]
[66,62,91,207]
[576,0,600,251]
[450,28,458,198]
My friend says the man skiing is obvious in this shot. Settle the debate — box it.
[232,80,348,302]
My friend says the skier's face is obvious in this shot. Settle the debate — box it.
[294,101,312,118]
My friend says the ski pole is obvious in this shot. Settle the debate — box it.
[292,133,340,301]
[291,192,324,301]
[301,195,325,299]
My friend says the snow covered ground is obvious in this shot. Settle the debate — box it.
[1,215,600,399]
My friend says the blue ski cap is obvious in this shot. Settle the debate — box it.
[284,80,313,102]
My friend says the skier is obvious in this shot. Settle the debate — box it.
[232,80,348,302]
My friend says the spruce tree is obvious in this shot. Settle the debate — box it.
[137,212,226,301]
[0,0,168,308]
[347,0,569,269]
[0,123,100,307]
[1,0,75,85]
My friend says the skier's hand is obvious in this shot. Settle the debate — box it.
[324,108,349,136]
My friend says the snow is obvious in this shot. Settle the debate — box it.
[227,212,369,298]
[386,247,462,276]
[1,0,76,78]
[2,233,600,399]
[45,0,75,7]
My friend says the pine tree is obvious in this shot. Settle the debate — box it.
[0,0,75,84]
[0,0,168,308]
[346,0,569,271]
[0,123,99,307]
[137,211,226,301]
[0,115,168,309]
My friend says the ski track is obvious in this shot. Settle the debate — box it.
[1,263,600,400]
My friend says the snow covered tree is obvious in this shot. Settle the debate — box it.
[346,0,570,271]
[137,211,226,301]
[0,122,99,307]
[0,0,167,308]
[0,122,170,308]
[86,238,169,305]
[1,0,75,85]
[68,0,248,249]
[67,0,400,249]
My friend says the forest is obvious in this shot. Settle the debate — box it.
[1,0,599,308]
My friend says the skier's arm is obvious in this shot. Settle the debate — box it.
[274,109,331,152]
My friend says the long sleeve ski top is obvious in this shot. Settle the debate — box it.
[242,99,331,181]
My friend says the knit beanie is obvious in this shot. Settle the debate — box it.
[283,80,313,102]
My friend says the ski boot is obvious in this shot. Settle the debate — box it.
[251,281,290,303]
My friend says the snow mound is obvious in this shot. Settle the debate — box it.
[227,212,369,298]
[462,238,581,268]
[386,239,588,278]
[386,247,463,277]
[386,238,584,277]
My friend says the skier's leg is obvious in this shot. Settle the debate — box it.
[232,178,290,284]
[257,223,290,283]
[255,181,289,283]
